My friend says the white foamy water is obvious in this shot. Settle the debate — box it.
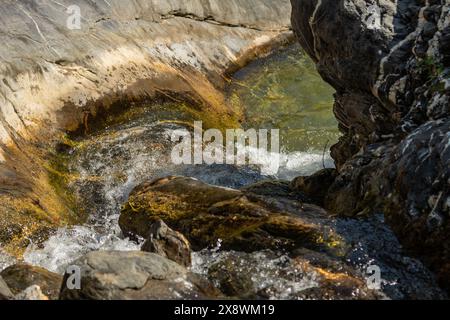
[23,120,333,274]
[191,249,320,299]
[0,248,16,272]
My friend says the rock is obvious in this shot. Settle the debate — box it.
[0,276,13,300]
[119,176,344,254]
[203,250,383,300]
[15,285,49,301]
[0,0,293,254]
[291,0,450,290]
[141,219,192,267]
[291,169,338,205]
[59,251,221,300]
[0,264,63,300]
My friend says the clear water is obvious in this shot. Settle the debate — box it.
[14,46,445,299]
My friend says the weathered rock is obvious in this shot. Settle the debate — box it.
[15,285,50,301]
[291,0,450,290]
[0,264,63,300]
[59,251,221,300]
[0,0,293,253]
[141,219,192,267]
[119,176,344,254]
[0,275,13,300]
[291,169,338,205]
[204,250,383,300]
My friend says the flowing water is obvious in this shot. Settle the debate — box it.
[2,45,444,299]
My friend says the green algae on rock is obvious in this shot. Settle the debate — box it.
[119,176,345,254]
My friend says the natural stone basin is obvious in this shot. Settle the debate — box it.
[5,46,445,300]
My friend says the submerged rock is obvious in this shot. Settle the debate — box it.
[59,251,220,300]
[0,264,62,300]
[0,276,13,300]
[119,176,344,254]
[141,219,192,267]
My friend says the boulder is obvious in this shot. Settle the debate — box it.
[0,264,62,300]
[59,251,220,300]
[0,276,13,300]
[119,176,344,254]
[141,219,192,267]
[291,169,338,205]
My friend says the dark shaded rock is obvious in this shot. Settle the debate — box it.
[59,251,221,300]
[141,219,192,267]
[241,179,309,201]
[119,176,344,255]
[0,275,13,300]
[291,0,450,290]
[291,169,338,205]
[204,250,383,300]
[0,264,62,300]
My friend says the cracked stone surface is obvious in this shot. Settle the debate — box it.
[291,0,449,290]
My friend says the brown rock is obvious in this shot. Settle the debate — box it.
[141,219,192,267]
[0,264,63,300]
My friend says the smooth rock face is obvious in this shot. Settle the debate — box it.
[0,276,13,300]
[0,263,63,300]
[119,176,342,254]
[59,251,220,300]
[141,219,192,267]
[291,0,450,289]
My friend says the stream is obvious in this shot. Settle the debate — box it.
[1,45,445,299]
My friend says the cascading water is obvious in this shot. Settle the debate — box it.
[9,45,445,299]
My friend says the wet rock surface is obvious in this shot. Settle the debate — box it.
[0,264,62,300]
[59,251,221,300]
[141,219,192,268]
[204,250,383,300]
[119,176,343,254]
[0,276,13,300]
[0,0,293,253]
[291,0,450,290]
[121,175,446,299]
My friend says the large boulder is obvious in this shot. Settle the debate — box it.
[0,264,62,300]
[291,0,450,290]
[119,176,344,254]
[59,251,220,300]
